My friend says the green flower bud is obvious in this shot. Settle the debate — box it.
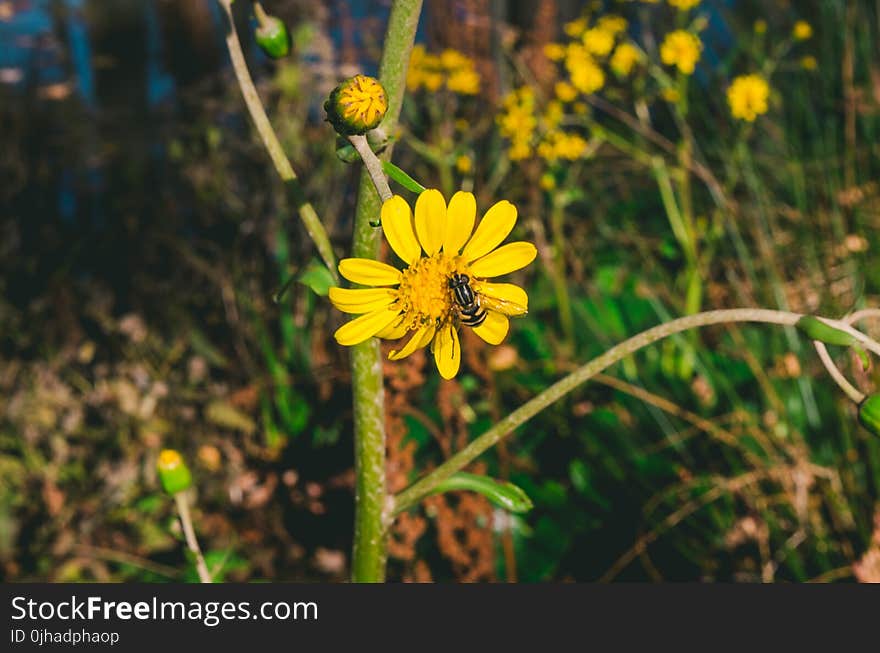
[157,449,193,495]
[254,10,290,59]
[324,75,388,136]
[859,395,880,438]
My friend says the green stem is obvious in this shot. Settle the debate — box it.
[349,0,423,583]
[392,309,880,513]
[549,198,574,343]
[217,0,338,281]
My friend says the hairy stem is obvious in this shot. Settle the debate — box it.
[217,0,338,280]
[348,134,392,203]
[393,309,880,514]
[349,0,423,583]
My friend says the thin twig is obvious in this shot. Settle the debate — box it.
[217,0,338,281]
[392,308,880,515]
[348,134,393,203]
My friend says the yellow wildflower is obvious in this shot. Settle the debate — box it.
[447,67,480,94]
[610,43,640,77]
[329,191,536,379]
[455,154,473,174]
[544,43,566,61]
[668,0,701,11]
[793,21,812,41]
[538,131,589,162]
[727,74,770,122]
[800,55,817,71]
[660,30,702,74]
[440,49,470,70]
[564,17,588,38]
[597,15,628,35]
[555,80,578,102]
[539,173,556,191]
[566,45,605,94]
[325,75,388,135]
[753,19,767,35]
[582,27,616,57]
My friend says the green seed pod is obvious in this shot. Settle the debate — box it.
[430,472,534,513]
[157,449,193,495]
[324,75,388,136]
[795,316,856,347]
[859,395,880,438]
[254,13,291,59]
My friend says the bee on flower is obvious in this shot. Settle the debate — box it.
[329,190,536,379]
[727,74,770,122]
[660,30,703,75]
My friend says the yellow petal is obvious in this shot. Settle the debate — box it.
[443,191,476,255]
[472,311,509,345]
[474,282,528,316]
[338,258,401,286]
[389,323,435,360]
[381,195,421,264]
[328,287,397,314]
[414,189,446,256]
[432,322,461,379]
[461,200,518,262]
[376,317,409,340]
[334,307,401,346]
[469,242,537,278]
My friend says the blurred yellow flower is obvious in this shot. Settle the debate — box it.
[329,191,535,379]
[564,17,588,38]
[668,0,701,10]
[566,45,605,94]
[727,74,770,122]
[498,87,537,160]
[539,173,556,191]
[793,21,812,40]
[800,55,818,71]
[544,43,566,61]
[597,15,628,35]
[661,87,681,103]
[582,27,616,57]
[660,30,702,74]
[538,130,589,162]
[610,43,641,76]
[555,81,578,102]
[753,19,767,34]
[407,45,480,95]
[447,68,480,94]
[455,154,472,174]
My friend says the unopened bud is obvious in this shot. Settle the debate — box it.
[254,8,290,59]
[157,449,193,495]
[324,75,388,136]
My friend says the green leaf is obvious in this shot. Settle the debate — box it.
[429,472,534,513]
[297,261,335,297]
[382,161,426,193]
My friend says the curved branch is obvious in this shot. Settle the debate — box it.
[392,308,880,515]
[217,0,338,280]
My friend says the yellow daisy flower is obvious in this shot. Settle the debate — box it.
[329,190,536,379]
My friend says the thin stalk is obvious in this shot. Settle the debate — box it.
[174,493,212,583]
[393,309,880,514]
[348,134,392,202]
[813,342,865,404]
[349,0,423,583]
[549,198,574,343]
[217,0,338,281]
